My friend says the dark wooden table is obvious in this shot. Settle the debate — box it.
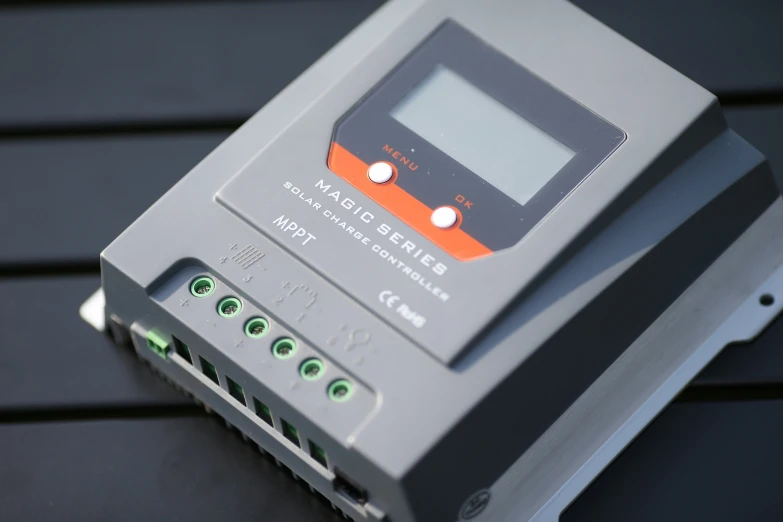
[1,1,782,520]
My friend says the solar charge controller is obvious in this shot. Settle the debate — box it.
[86,0,783,520]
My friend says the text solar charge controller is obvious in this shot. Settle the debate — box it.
[84,0,783,520]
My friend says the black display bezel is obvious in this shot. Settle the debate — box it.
[333,21,625,252]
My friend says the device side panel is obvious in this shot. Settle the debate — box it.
[528,100,727,291]
[399,151,778,521]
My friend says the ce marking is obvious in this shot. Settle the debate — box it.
[379,290,400,309]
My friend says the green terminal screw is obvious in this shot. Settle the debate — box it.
[190,276,215,298]
[328,379,354,402]
[217,297,242,318]
[300,359,325,381]
[272,338,297,360]
[244,317,270,338]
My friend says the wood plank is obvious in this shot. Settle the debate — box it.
[0,416,345,522]
[0,1,382,129]
[563,400,783,521]
[573,0,783,95]
[0,275,190,410]
[2,401,783,521]
[0,0,779,130]
[0,132,227,265]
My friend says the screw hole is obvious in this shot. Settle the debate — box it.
[328,379,354,402]
[760,294,775,307]
[217,297,242,318]
[190,276,215,298]
[245,317,270,338]
[272,338,297,360]
[300,359,325,381]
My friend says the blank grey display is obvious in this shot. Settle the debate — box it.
[391,66,576,205]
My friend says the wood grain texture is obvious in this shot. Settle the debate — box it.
[573,0,783,95]
[0,1,382,128]
[0,276,190,410]
[563,401,783,521]
[0,416,346,522]
[2,401,782,521]
[0,133,227,265]
[1,0,780,131]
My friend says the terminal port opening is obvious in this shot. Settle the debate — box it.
[199,356,219,385]
[281,419,301,448]
[252,397,274,427]
[226,376,246,406]
[333,469,368,506]
[171,336,192,365]
[309,441,328,468]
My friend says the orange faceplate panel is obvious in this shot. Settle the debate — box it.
[328,142,492,261]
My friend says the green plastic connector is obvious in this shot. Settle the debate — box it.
[145,329,170,360]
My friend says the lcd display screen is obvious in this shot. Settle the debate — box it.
[391,66,576,205]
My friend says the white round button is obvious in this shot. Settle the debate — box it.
[367,162,394,184]
[431,206,458,229]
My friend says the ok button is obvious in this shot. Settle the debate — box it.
[431,206,458,229]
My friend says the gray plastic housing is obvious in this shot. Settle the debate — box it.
[99,0,780,520]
